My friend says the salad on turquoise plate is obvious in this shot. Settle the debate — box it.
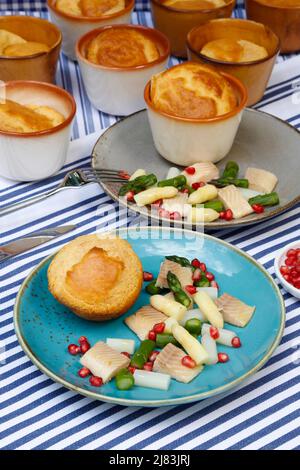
[14,227,285,407]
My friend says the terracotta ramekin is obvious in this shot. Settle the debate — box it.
[144,62,248,166]
[150,0,235,58]
[76,24,170,116]
[47,0,135,60]
[0,81,76,181]
[0,16,61,83]
[187,18,280,106]
[245,0,300,54]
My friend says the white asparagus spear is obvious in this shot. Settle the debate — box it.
[134,186,178,206]
[189,207,219,223]
[106,338,135,354]
[129,169,146,181]
[179,308,206,326]
[196,287,218,300]
[164,317,178,334]
[201,333,218,365]
[188,184,218,205]
[172,323,209,365]
[133,370,171,390]
[150,294,187,321]
[201,323,237,347]
[193,291,224,328]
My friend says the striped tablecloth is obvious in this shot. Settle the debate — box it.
[0,0,299,451]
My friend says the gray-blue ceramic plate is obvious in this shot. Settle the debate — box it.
[92,109,300,229]
[14,227,285,407]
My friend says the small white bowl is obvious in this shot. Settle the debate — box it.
[274,240,300,299]
[144,63,248,166]
[76,25,170,116]
[47,0,134,60]
[0,81,76,181]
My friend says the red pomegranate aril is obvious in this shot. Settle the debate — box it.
[252,204,264,214]
[149,350,160,363]
[143,271,153,282]
[283,274,291,282]
[293,280,300,289]
[128,366,136,374]
[231,337,242,348]
[181,356,196,368]
[89,376,103,387]
[219,211,226,220]
[125,191,135,202]
[80,341,90,354]
[224,209,233,221]
[185,285,197,295]
[170,211,181,220]
[119,170,130,180]
[290,269,298,279]
[78,367,91,378]
[296,266,300,273]
[285,257,296,267]
[191,258,201,269]
[192,268,202,282]
[158,208,170,219]
[280,265,290,276]
[152,199,163,208]
[210,280,219,289]
[121,351,131,358]
[185,166,196,175]
[181,188,190,194]
[153,322,165,334]
[143,361,153,371]
[199,262,207,272]
[287,249,297,258]
[148,330,157,341]
[205,272,215,282]
[209,326,219,340]
[218,352,229,363]
[192,182,205,190]
[78,336,88,344]
[68,344,80,355]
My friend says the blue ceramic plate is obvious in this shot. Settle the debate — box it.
[14,227,285,407]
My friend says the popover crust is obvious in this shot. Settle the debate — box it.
[201,38,268,63]
[0,29,49,57]
[163,0,225,9]
[150,62,237,119]
[86,28,160,67]
[254,0,300,6]
[47,234,143,321]
[56,0,125,17]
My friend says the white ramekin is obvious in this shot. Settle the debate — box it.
[144,64,248,165]
[0,81,76,181]
[76,24,170,116]
[274,240,300,300]
[47,0,134,60]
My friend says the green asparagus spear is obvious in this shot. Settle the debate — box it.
[174,291,191,308]
[222,161,239,179]
[165,255,191,267]
[130,339,155,369]
[157,175,187,188]
[115,368,135,390]
[211,178,249,189]
[119,174,157,196]
[145,280,163,295]
[248,192,280,207]
[167,271,191,308]
[185,318,202,336]
[204,200,224,212]
[194,277,210,287]
[156,333,180,349]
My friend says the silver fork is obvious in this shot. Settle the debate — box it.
[86,168,130,184]
[1,169,97,217]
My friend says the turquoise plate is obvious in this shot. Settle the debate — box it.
[14,227,285,407]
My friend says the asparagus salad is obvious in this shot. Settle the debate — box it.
[67,255,255,391]
[118,162,280,222]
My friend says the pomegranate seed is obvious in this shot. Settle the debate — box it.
[121,351,131,358]
[192,182,205,190]
[252,204,265,214]
[89,376,103,387]
[149,350,160,363]
[205,272,215,282]
[181,188,190,194]
[143,361,153,371]
[128,366,136,374]
[158,208,170,218]
[280,265,290,275]
[199,262,207,272]
[218,352,229,363]
[191,258,201,269]
[285,257,296,266]
[125,191,135,202]
[143,271,153,282]
[181,355,196,368]
[192,268,202,282]
[78,336,88,344]
[78,367,91,378]
[287,249,297,257]
[169,211,181,220]
[119,170,130,180]
[290,269,298,279]
[209,326,219,340]
[224,209,233,221]
[293,280,300,289]
[80,341,90,354]
[68,344,80,355]
[153,322,165,334]
[296,266,300,273]
[219,211,226,220]
[152,199,163,208]
[185,285,197,295]
[185,166,196,175]
[210,280,219,289]
[231,337,242,348]
[148,330,157,341]
[283,274,291,282]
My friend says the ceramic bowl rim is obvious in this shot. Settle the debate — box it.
[274,240,300,300]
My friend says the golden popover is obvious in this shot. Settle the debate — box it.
[86,27,160,67]
[0,100,65,133]
[163,0,226,9]
[0,29,50,57]
[253,0,300,5]
[149,62,237,119]
[200,38,268,62]
[55,0,125,17]
[47,234,143,321]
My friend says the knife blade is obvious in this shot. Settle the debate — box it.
[0,225,76,262]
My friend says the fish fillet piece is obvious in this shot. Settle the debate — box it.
[215,293,255,327]
[80,341,130,383]
[218,185,253,219]
[161,192,189,217]
[181,162,219,185]
[155,259,193,289]
[124,305,167,340]
[153,343,203,383]
[245,167,278,194]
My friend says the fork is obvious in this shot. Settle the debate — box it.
[1,169,97,217]
[86,168,130,184]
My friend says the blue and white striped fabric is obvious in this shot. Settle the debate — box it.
[0,1,299,451]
